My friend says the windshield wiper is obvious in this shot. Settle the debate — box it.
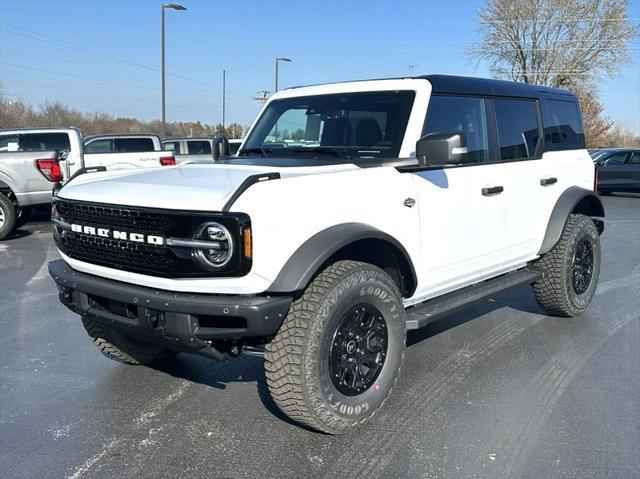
[239,147,271,157]
[288,147,356,159]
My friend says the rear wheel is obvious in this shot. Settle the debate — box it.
[265,260,406,434]
[81,316,175,365]
[0,194,17,240]
[533,214,601,317]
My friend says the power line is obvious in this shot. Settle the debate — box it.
[0,76,220,114]
[0,62,254,101]
[0,23,256,96]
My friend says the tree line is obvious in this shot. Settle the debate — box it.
[0,94,247,139]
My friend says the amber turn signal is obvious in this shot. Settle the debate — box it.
[243,227,252,258]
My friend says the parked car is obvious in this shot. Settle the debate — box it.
[49,75,603,434]
[84,134,162,153]
[162,137,243,163]
[0,128,175,239]
[0,149,62,239]
[590,148,640,194]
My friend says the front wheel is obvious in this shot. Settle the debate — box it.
[265,260,406,434]
[533,214,601,317]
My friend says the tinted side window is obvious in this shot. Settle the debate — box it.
[85,139,113,153]
[602,153,628,166]
[423,96,489,163]
[0,134,19,152]
[115,137,155,152]
[494,99,540,160]
[187,140,211,155]
[20,133,71,152]
[163,141,180,153]
[542,99,585,150]
[629,152,640,164]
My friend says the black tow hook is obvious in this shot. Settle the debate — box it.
[197,344,227,361]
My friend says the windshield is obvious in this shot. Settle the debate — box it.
[241,90,416,160]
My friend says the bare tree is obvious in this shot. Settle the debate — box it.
[576,88,613,147]
[470,0,638,89]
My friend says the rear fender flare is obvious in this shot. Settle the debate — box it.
[538,186,605,255]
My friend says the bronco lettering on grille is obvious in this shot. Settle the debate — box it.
[70,223,165,246]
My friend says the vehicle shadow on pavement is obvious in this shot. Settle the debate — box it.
[3,228,33,241]
[150,352,301,427]
[407,285,543,346]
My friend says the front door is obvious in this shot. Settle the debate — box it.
[410,95,510,299]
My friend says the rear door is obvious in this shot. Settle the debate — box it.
[629,152,640,191]
[491,97,549,261]
[597,152,630,191]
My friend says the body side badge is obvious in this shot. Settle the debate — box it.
[404,197,416,208]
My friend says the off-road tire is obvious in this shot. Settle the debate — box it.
[81,316,175,365]
[533,214,601,317]
[265,260,406,434]
[0,194,17,241]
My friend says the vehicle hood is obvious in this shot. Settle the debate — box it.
[57,161,357,211]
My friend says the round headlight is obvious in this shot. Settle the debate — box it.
[192,222,234,270]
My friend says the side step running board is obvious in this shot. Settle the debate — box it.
[405,268,542,330]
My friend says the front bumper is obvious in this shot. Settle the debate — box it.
[49,260,292,358]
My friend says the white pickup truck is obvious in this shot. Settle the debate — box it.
[49,75,604,433]
[162,137,244,163]
[0,128,175,239]
[0,128,176,178]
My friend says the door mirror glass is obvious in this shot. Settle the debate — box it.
[416,132,467,166]
[212,135,230,160]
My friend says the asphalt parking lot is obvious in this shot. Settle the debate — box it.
[1,195,638,479]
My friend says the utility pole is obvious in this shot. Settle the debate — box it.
[254,90,270,104]
[408,65,418,75]
[222,69,226,129]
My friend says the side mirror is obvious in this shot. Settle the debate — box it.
[212,135,230,160]
[416,132,467,167]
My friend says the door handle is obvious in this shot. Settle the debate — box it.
[481,186,504,196]
[540,177,558,186]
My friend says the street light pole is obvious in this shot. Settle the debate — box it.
[161,3,187,137]
[275,57,292,92]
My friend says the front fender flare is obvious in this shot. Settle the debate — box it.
[538,186,604,255]
[267,223,417,294]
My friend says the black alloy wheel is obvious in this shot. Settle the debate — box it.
[572,238,594,295]
[329,303,388,396]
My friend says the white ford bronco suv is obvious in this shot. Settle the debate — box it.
[49,75,604,434]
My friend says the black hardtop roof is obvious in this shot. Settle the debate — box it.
[422,74,575,98]
[286,74,576,100]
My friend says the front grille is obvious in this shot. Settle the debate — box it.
[57,201,173,236]
[63,233,174,274]
[54,199,251,278]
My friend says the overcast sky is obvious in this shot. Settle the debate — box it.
[0,0,638,129]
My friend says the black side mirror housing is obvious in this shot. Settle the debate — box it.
[416,132,467,167]
[212,135,230,160]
